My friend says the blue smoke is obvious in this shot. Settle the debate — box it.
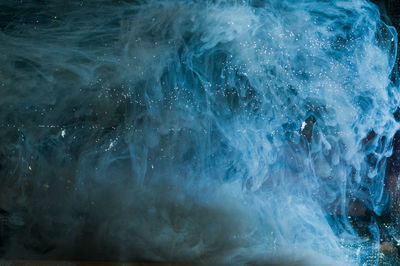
[0,0,399,264]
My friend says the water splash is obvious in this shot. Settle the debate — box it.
[0,0,399,264]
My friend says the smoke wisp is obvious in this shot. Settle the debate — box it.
[0,0,399,265]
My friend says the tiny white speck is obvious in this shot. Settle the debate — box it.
[301,121,307,131]
[61,129,66,138]
[356,247,361,256]
[28,166,32,171]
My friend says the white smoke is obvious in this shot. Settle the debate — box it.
[0,0,399,265]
